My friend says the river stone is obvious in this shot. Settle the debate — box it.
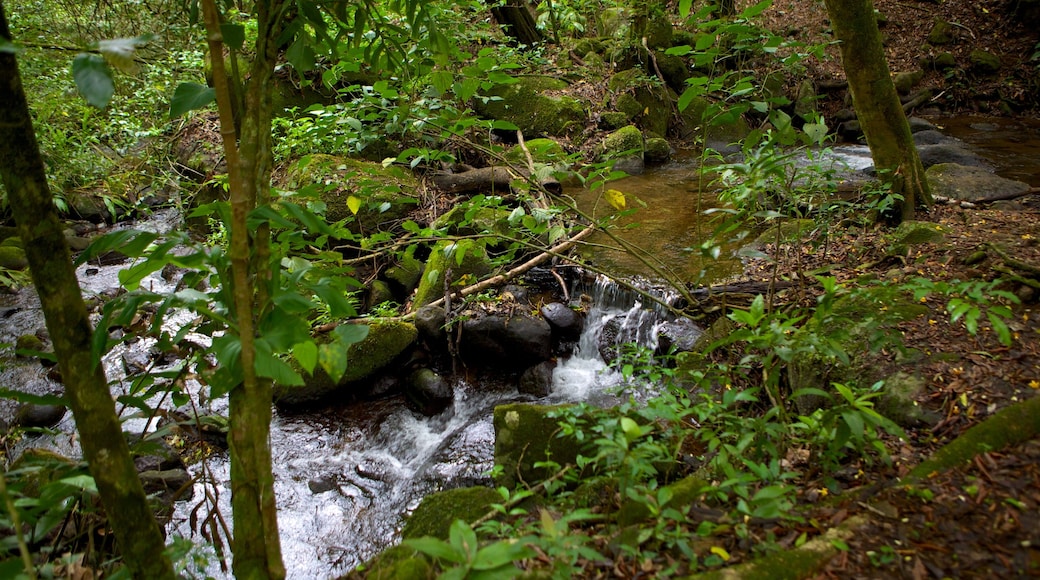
[916,143,989,169]
[460,313,552,371]
[912,129,948,146]
[518,360,555,397]
[656,318,702,355]
[405,368,453,416]
[401,486,501,540]
[926,163,1031,202]
[908,117,936,133]
[493,403,586,489]
[473,76,587,138]
[274,319,418,406]
[413,304,448,348]
[540,302,583,342]
[644,137,672,164]
[0,245,28,270]
[14,403,66,428]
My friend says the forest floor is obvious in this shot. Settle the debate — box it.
[693,2,1040,577]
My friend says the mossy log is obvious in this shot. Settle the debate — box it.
[430,165,561,195]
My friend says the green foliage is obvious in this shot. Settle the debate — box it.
[404,520,534,579]
[906,277,1021,346]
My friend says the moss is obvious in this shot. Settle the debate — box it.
[0,245,29,270]
[401,486,502,539]
[386,248,424,294]
[969,50,1001,74]
[274,319,418,405]
[412,239,493,308]
[600,111,631,130]
[493,403,588,489]
[474,76,588,138]
[907,395,1040,481]
[350,544,433,580]
[282,154,418,233]
[644,137,671,164]
[600,125,644,159]
[889,220,947,247]
[503,138,567,165]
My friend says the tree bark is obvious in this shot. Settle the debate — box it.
[822,0,931,222]
[0,7,175,579]
[202,0,287,577]
[489,0,544,45]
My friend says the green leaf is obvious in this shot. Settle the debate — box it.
[0,389,67,407]
[254,338,303,385]
[472,540,528,570]
[333,323,370,345]
[286,35,316,72]
[220,23,246,51]
[402,537,463,563]
[318,343,347,383]
[98,35,152,74]
[72,53,114,109]
[347,195,361,215]
[293,341,318,374]
[430,70,453,96]
[170,82,215,118]
[449,519,479,561]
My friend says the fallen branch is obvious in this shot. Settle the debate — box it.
[984,242,1040,278]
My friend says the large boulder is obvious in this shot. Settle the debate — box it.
[473,76,588,138]
[412,240,494,308]
[273,319,418,406]
[281,154,418,234]
[493,403,587,489]
[401,486,501,539]
[460,313,552,371]
[926,163,1032,203]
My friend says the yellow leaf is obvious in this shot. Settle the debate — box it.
[346,195,361,215]
[710,546,731,561]
[605,189,626,210]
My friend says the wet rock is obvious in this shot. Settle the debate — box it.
[926,163,1031,202]
[460,313,552,371]
[917,143,989,169]
[414,305,448,349]
[139,469,193,502]
[308,475,339,494]
[518,361,555,397]
[14,403,66,429]
[644,137,672,164]
[405,368,453,416]
[540,302,583,342]
[493,403,587,489]
[599,125,645,176]
[129,435,185,473]
[656,318,703,355]
[402,486,501,540]
[912,129,948,146]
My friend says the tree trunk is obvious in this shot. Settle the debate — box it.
[201,0,287,577]
[489,0,544,45]
[0,7,175,580]
[822,0,931,222]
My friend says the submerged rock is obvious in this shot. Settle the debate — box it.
[518,360,556,397]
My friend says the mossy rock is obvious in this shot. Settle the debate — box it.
[893,70,924,95]
[926,163,1031,203]
[931,52,957,69]
[753,219,817,246]
[493,403,588,489]
[614,93,643,119]
[412,239,494,308]
[432,205,512,238]
[0,235,22,248]
[654,51,690,92]
[617,474,707,526]
[282,154,418,234]
[792,79,818,120]
[600,125,644,159]
[401,486,501,539]
[876,372,941,428]
[350,544,432,580]
[644,137,672,164]
[888,220,948,248]
[503,138,568,165]
[969,50,1001,74]
[607,70,674,136]
[600,111,632,130]
[385,247,424,295]
[473,76,588,138]
[0,245,28,270]
[15,334,46,355]
[273,319,418,406]
[927,20,954,45]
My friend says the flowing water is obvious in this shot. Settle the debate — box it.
[2,116,1038,577]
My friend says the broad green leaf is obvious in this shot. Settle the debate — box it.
[254,338,303,385]
[620,417,641,442]
[318,342,347,382]
[333,323,370,345]
[72,53,114,109]
[220,23,246,50]
[742,0,772,19]
[98,35,152,74]
[293,341,318,374]
[448,519,478,560]
[402,537,463,563]
[430,70,453,96]
[170,82,215,118]
[472,540,529,570]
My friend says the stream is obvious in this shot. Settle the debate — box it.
[1,116,1037,578]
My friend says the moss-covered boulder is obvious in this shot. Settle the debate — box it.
[473,76,588,138]
[348,544,432,580]
[412,239,494,308]
[401,486,502,539]
[969,49,1001,74]
[281,154,419,234]
[926,163,1031,203]
[876,372,941,428]
[503,138,568,165]
[0,244,28,270]
[599,125,645,175]
[607,69,673,137]
[643,137,671,164]
[385,246,424,296]
[927,19,954,45]
[273,318,418,406]
[431,205,512,238]
[493,403,587,489]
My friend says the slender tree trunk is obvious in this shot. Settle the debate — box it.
[0,7,175,579]
[489,0,544,45]
[822,0,931,222]
[202,0,286,577]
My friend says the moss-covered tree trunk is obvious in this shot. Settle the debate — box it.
[489,0,544,45]
[0,7,175,580]
[822,0,932,222]
[201,0,286,577]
